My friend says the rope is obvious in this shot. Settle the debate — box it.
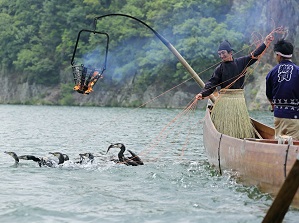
[143,98,203,161]
[140,98,200,159]
[78,58,219,148]
[114,97,204,164]
[74,76,206,164]
[78,27,288,162]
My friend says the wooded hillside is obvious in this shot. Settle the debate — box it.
[0,0,298,108]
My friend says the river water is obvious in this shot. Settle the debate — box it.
[0,105,298,223]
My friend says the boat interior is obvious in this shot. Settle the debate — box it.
[249,118,299,145]
[206,103,299,146]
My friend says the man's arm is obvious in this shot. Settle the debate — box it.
[196,67,222,100]
[251,34,274,58]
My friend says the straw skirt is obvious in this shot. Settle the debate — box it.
[211,89,255,139]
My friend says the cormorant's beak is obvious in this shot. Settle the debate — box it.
[106,144,114,154]
[106,143,123,154]
[4,151,14,156]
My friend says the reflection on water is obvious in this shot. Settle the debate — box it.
[0,105,297,223]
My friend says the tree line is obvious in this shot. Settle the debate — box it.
[0,0,267,91]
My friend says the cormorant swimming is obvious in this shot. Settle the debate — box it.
[5,151,43,166]
[107,143,144,166]
[4,151,66,167]
[5,147,144,168]
[40,152,66,167]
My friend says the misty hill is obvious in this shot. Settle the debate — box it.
[0,0,298,110]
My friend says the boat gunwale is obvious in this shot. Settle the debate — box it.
[203,107,299,208]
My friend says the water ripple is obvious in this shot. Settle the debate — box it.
[0,105,298,223]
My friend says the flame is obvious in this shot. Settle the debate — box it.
[84,71,99,94]
[73,85,81,91]
[73,71,103,94]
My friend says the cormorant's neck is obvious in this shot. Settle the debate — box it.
[118,145,126,161]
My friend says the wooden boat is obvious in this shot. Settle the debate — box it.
[203,107,299,208]
[128,18,299,209]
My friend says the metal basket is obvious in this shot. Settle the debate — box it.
[71,29,109,94]
[72,65,103,94]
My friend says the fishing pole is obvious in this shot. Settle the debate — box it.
[93,13,216,103]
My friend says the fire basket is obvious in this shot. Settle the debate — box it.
[71,29,109,94]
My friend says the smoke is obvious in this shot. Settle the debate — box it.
[78,2,269,87]
[72,31,108,72]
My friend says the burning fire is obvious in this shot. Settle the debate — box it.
[73,71,103,94]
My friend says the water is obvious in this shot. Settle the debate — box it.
[0,105,298,223]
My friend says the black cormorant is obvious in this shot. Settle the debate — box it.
[5,151,43,166]
[4,151,66,167]
[107,143,144,166]
[40,152,65,167]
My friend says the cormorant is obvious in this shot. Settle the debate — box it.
[107,143,144,166]
[40,152,65,167]
[5,151,42,166]
[76,153,94,164]
[4,151,66,167]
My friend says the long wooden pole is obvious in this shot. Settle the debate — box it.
[262,155,299,223]
[156,35,216,103]
[94,14,216,103]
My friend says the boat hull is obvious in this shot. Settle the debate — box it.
[203,108,299,208]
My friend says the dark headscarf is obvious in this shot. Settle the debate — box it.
[218,40,233,52]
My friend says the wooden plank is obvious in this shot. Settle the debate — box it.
[262,156,299,223]
[251,118,275,139]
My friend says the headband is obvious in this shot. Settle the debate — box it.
[275,51,292,58]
